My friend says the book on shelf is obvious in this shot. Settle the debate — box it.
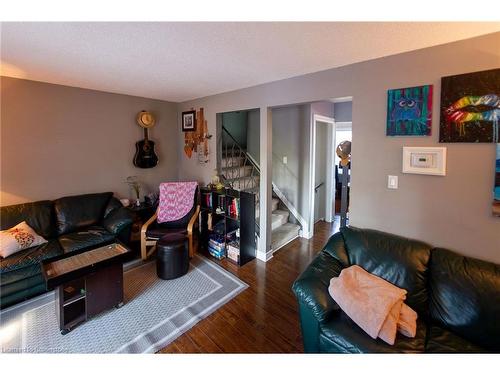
[203,192,213,208]
[227,197,240,219]
[227,241,240,253]
[227,242,240,263]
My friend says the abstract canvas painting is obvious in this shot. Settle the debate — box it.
[494,143,500,217]
[439,69,500,143]
[387,85,432,136]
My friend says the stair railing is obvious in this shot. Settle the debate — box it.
[220,126,260,236]
[220,126,260,193]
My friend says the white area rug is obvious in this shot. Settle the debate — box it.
[0,255,247,353]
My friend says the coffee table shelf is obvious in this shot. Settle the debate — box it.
[42,242,130,335]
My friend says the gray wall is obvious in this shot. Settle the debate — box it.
[272,105,311,221]
[177,32,500,263]
[334,101,353,122]
[221,111,248,148]
[1,77,178,205]
[246,109,260,163]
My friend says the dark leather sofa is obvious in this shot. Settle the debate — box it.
[292,226,500,353]
[1,192,134,309]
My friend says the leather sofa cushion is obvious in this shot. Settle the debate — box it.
[104,196,123,218]
[0,274,45,297]
[318,311,426,353]
[0,240,63,273]
[1,264,41,285]
[429,248,500,351]
[58,226,115,253]
[0,200,55,238]
[425,325,485,353]
[0,283,47,309]
[322,231,350,267]
[340,227,431,316]
[54,192,112,235]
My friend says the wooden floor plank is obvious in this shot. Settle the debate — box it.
[158,220,337,353]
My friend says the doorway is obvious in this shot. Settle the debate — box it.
[309,114,335,236]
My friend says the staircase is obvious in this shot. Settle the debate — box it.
[220,126,300,253]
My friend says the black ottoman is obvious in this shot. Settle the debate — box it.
[156,233,189,280]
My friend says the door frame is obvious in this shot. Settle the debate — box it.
[307,114,336,238]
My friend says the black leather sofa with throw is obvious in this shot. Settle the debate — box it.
[1,192,134,309]
[292,226,500,353]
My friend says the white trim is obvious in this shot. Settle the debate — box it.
[330,96,353,103]
[256,247,273,262]
[309,114,336,236]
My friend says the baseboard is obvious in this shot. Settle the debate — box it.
[300,229,313,239]
[272,234,299,253]
[256,248,273,262]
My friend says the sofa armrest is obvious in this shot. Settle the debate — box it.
[322,231,350,267]
[103,207,134,235]
[292,251,344,324]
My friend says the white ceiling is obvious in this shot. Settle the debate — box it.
[1,22,499,102]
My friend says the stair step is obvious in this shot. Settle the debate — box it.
[221,156,245,168]
[271,210,289,230]
[230,177,259,191]
[255,198,279,218]
[255,210,288,230]
[271,223,300,252]
[222,165,253,178]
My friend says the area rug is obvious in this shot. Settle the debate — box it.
[0,255,247,353]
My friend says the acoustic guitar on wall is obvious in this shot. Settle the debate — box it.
[133,110,159,168]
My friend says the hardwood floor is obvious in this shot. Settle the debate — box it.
[158,220,339,353]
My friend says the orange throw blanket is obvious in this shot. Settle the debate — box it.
[328,265,417,345]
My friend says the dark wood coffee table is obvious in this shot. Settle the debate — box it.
[41,242,130,335]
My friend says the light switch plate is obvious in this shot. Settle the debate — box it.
[388,175,398,189]
[283,156,288,165]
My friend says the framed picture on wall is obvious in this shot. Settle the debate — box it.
[182,110,196,132]
[386,85,433,136]
[439,68,500,143]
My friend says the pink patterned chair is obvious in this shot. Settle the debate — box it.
[140,182,200,260]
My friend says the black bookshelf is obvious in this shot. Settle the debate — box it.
[199,187,256,266]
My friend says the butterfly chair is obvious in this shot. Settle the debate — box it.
[140,182,200,260]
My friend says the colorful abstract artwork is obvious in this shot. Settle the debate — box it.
[439,69,500,143]
[494,143,500,217]
[386,85,433,136]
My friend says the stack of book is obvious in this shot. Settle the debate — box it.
[208,234,225,259]
[226,241,240,263]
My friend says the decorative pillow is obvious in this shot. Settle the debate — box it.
[0,221,48,258]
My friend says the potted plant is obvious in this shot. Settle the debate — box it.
[125,176,141,206]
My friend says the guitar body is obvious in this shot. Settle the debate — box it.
[133,134,158,168]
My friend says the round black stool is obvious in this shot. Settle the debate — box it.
[156,233,189,280]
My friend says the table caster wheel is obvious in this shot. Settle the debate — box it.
[61,328,71,335]
[116,302,124,308]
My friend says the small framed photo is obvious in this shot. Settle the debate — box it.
[182,110,196,132]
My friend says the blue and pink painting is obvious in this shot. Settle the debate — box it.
[386,85,433,136]
[494,143,500,217]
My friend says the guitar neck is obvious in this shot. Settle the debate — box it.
[143,128,149,142]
